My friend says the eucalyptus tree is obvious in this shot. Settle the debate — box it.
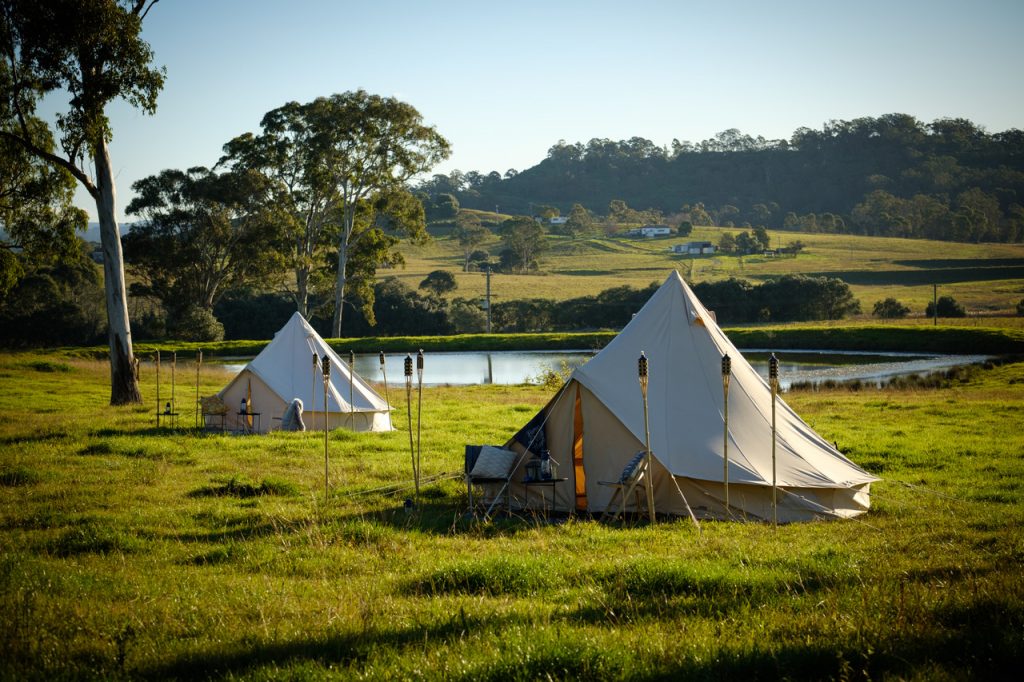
[0,117,87,298]
[222,90,450,336]
[0,0,164,404]
[123,167,283,328]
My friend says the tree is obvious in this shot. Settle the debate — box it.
[123,167,281,328]
[453,212,488,271]
[419,270,457,296]
[717,232,736,254]
[0,120,87,298]
[0,0,165,404]
[557,203,594,237]
[427,192,459,221]
[873,297,910,318]
[498,216,548,273]
[1016,299,1024,316]
[222,91,450,336]
[926,295,966,318]
[676,220,693,237]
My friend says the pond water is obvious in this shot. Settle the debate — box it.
[217,349,989,390]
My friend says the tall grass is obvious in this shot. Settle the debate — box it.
[0,352,1022,678]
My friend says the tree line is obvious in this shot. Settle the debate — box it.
[417,114,1024,243]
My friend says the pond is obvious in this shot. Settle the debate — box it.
[216,349,990,390]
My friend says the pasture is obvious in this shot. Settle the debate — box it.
[1,350,1022,679]
[393,225,1024,319]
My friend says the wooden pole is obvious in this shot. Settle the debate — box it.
[171,351,177,418]
[194,350,202,428]
[322,355,331,500]
[155,350,161,427]
[769,353,779,527]
[722,353,731,517]
[312,351,318,431]
[638,352,656,524]
[348,350,355,429]
[416,350,424,506]
[405,354,417,504]
[379,351,390,412]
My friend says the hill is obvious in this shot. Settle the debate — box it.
[419,114,1024,244]
[393,225,1024,318]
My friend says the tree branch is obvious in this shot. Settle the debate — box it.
[0,130,98,198]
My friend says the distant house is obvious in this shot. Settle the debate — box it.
[673,241,715,255]
[640,224,671,238]
[549,216,568,225]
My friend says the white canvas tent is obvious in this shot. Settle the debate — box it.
[210,312,392,433]
[485,271,877,522]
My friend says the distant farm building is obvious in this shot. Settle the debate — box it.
[673,241,716,255]
[628,224,672,238]
[549,216,568,225]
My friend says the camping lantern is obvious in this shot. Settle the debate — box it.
[540,449,555,480]
[239,397,247,414]
[525,458,541,482]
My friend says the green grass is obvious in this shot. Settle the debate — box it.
[1,351,1023,679]
[403,225,1024,317]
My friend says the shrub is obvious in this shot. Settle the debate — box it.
[419,270,458,295]
[1017,298,1024,316]
[926,295,966,318]
[873,297,911,318]
[168,306,225,342]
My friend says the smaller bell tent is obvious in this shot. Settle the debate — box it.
[211,312,392,433]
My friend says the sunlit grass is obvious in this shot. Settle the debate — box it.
[393,226,1024,317]
[1,352,1022,678]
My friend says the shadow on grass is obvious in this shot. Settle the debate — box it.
[134,598,1023,680]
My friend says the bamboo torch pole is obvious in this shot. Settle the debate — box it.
[379,351,390,411]
[722,353,731,517]
[312,351,318,431]
[322,355,331,500]
[769,353,779,527]
[155,350,161,427]
[404,354,417,504]
[171,352,177,421]
[416,349,425,506]
[194,350,202,429]
[638,352,656,524]
[348,350,355,429]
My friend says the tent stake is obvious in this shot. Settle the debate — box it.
[638,352,656,524]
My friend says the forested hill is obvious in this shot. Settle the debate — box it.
[420,114,1024,242]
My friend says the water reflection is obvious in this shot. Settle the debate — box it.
[217,349,989,389]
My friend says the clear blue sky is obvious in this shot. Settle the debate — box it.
[64,0,1024,222]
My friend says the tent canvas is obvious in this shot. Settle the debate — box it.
[481,271,877,522]
[210,312,392,433]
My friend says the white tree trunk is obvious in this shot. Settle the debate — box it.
[331,238,348,338]
[95,140,142,405]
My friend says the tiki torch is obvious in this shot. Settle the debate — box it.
[769,352,779,527]
[322,354,331,499]
[311,351,318,431]
[349,350,355,428]
[638,351,656,524]
[721,353,731,516]
[416,349,425,506]
[194,349,202,429]
[379,351,390,412]
[404,354,417,504]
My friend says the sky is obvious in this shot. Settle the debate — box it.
[54,0,1024,223]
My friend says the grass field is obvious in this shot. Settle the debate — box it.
[1,351,1023,679]
[391,225,1024,319]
